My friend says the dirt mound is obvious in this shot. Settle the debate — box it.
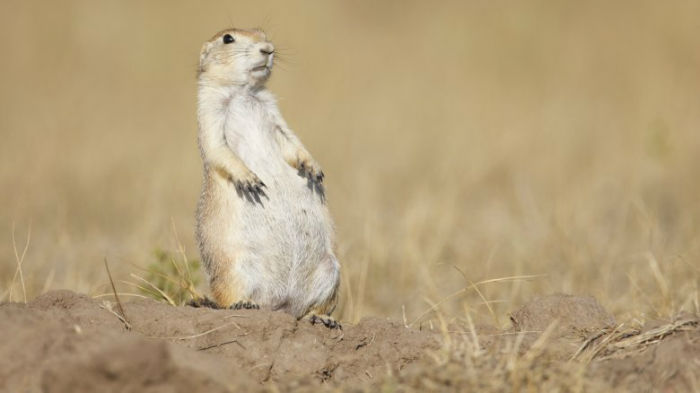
[42,338,240,393]
[1,290,437,392]
[1,291,697,392]
[510,293,616,337]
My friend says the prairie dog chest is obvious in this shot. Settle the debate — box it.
[223,94,279,163]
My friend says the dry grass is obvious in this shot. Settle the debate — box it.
[1,0,698,336]
[393,315,699,392]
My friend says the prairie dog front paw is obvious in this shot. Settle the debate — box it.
[221,166,266,194]
[289,150,324,183]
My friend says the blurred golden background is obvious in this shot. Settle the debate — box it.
[1,0,698,325]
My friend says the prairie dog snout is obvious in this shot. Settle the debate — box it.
[259,43,275,55]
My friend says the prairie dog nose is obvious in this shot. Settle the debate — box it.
[259,43,275,56]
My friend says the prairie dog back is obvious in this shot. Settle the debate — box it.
[195,28,340,327]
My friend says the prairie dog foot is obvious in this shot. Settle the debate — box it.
[309,314,341,330]
[230,300,260,310]
[187,296,221,309]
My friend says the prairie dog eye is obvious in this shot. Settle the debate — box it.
[222,34,235,44]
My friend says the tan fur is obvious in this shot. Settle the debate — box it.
[304,282,339,316]
[195,28,340,320]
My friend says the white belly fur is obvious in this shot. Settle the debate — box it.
[211,96,338,317]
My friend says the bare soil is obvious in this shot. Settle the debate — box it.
[1,291,697,392]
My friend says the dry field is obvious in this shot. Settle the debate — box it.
[1,1,699,391]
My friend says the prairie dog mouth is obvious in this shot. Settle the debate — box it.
[251,65,269,72]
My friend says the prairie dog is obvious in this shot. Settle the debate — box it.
[195,28,340,327]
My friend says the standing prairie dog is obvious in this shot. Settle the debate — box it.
[195,28,341,328]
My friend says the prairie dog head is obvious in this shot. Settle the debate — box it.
[198,28,275,87]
